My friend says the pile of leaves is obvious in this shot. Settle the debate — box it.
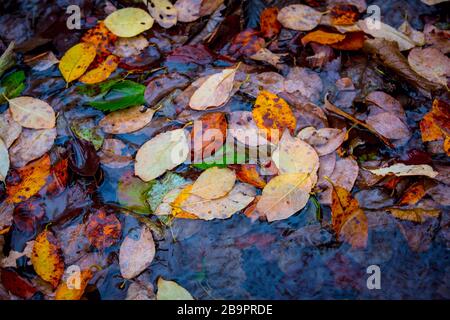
[0,0,449,300]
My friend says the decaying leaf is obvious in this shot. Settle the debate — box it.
[156,277,194,300]
[100,105,155,134]
[408,47,450,86]
[86,210,121,249]
[175,0,201,23]
[135,129,189,182]
[147,172,188,212]
[257,173,316,222]
[8,96,55,129]
[420,99,450,151]
[81,21,117,56]
[398,20,425,46]
[367,163,438,178]
[59,43,97,83]
[277,4,322,31]
[260,7,281,38]
[233,164,266,189]
[113,36,149,58]
[398,182,426,206]
[144,0,177,29]
[0,110,22,148]
[388,208,440,223]
[191,167,236,200]
[31,230,65,288]
[298,127,346,156]
[120,226,155,279]
[189,67,237,110]
[229,111,270,147]
[104,7,154,37]
[79,55,119,84]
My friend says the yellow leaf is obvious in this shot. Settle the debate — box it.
[31,230,65,288]
[79,55,119,84]
[99,105,155,134]
[388,208,440,223]
[156,277,194,300]
[144,0,177,29]
[8,96,56,129]
[191,167,236,200]
[172,185,198,219]
[59,43,97,83]
[104,7,154,38]
[6,154,51,203]
[301,30,346,46]
[55,269,93,300]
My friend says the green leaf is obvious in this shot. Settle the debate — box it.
[117,172,154,215]
[85,80,146,112]
[71,119,104,151]
[192,144,247,170]
[146,172,187,212]
[0,70,25,103]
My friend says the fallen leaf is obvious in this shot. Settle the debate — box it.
[9,128,56,168]
[118,171,153,214]
[250,48,286,68]
[191,167,236,199]
[0,268,37,299]
[104,7,154,37]
[189,67,237,110]
[135,129,189,182]
[81,21,117,56]
[0,110,22,148]
[59,43,97,83]
[170,184,198,219]
[420,99,450,143]
[398,20,425,46]
[86,210,121,249]
[113,36,149,58]
[272,131,319,175]
[190,112,227,162]
[408,47,450,86]
[301,30,346,46]
[252,91,296,142]
[388,208,440,223]
[358,18,415,51]
[99,138,133,168]
[367,163,438,178]
[6,154,51,204]
[175,0,201,22]
[55,269,93,300]
[79,55,119,84]
[233,164,266,189]
[421,0,449,5]
[256,173,315,222]
[31,230,65,288]
[330,31,365,51]
[181,183,256,220]
[229,111,270,147]
[8,96,56,129]
[365,111,411,140]
[260,7,281,38]
[277,4,322,31]
[229,29,266,58]
[120,226,155,279]
[331,184,368,248]
[330,4,359,25]
[424,23,450,54]
[398,182,426,206]
[99,105,154,134]
[156,277,194,300]
[298,127,346,156]
[0,138,8,182]
[144,0,177,29]
[24,51,59,72]
[147,172,188,212]
[283,67,323,101]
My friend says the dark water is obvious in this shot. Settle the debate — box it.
[0,0,449,300]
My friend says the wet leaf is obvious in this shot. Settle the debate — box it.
[71,119,104,151]
[233,164,266,189]
[388,208,440,223]
[59,43,97,83]
[120,226,155,279]
[31,230,65,288]
[79,55,119,84]
[156,277,194,300]
[0,42,16,78]
[229,29,266,58]
[191,167,236,200]
[181,183,256,220]
[398,21,425,46]
[135,129,189,182]
[113,36,149,58]
[330,31,365,51]
[367,163,438,178]
[190,112,227,162]
[170,184,198,219]
[118,171,153,214]
[301,30,346,46]
[88,80,146,112]
[331,184,368,248]
[99,105,155,134]
[9,128,56,168]
[420,99,450,144]
[86,210,121,249]
[0,268,37,299]
[8,96,56,129]
[6,154,51,204]
[0,138,8,182]
[189,67,237,110]
[104,8,154,37]
[277,4,322,31]
[365,111,411,140]
[330,4,359,25]
[256,173,315,222]
[55,269,93,300]
[175,0,201,23]
[145,73,190,106]
[99,138,133,168]
[68,137,100,177]
[144,0,178,29]
[408,47,450,86]
[0,70,26,103]
[260,8,281,38]
[229,111,270,147]
[252,91,296,143]
[147,172,187,212]
[0,110,22,148]
[398,182,426,206]
[81,21,117,56]
[298,127,346,156]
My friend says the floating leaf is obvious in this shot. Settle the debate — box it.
[181,183,256,220]
[135,129,189,182]
[59,43,97,83]
[252,91,296,143]
[189,67,237,110]
[191,167,236,200]
[0,70,26,103]
[79,55,119,84]
[330,31,365,51]
[0,138,9,182]
[104,7,154,37]
[6,154,51,203]
[144,0,178,29]
[229,29,266,59]
[233,164,266,189]
[170,184,198,219]
[113,36,149,58]
[0,268,37,299]
[420,99,450,148]
[9,128,56,168]
[190,112,227,161]
[256,173,315,222]
[398,182,426,206]
[120,226,155,279]
[99,138,133,168]
[8,96,55,129]
[330,4,359,25]
[277,4,322,31]
[331,184,368,248]
[156,278,194,300]
[71,118,104,151]
[229,111,270,147]
[367,163,438,178]
[99,105,154,134]
[31,230,65,288]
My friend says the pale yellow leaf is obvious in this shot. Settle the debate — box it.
[191,167,236,200]
[8,96,56,129]
[105,7,154,37]
[99,106,155,134]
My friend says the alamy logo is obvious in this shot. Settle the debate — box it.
[66,5,81,30]
[366,265,381,290]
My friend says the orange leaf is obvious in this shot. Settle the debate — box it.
[301,30,346,46]
[190,112,227,162]
[55,269,93,300]
[252,91,296,142]
[46,158,69,196]
[31,230,65,288]
[79,55,119,84]
[6,154,51,204]
[172,185,198,219]
[232,164,266,189]
[420,99,450,144]
[260,8,281,38]
[229,29,265,58]
[331,32,365,51]
[331,184,368,249]
[86,210,121,249]
[330,4,359,26]
[81,21,117,56]
[398,182,426,206]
